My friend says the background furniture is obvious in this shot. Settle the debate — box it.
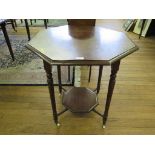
[12,19,48,41]
[26,25,138,128]
[0,19,15,60]
[24,19,48,41]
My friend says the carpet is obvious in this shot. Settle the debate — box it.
[16,19,67,27]
[0,34,75,85]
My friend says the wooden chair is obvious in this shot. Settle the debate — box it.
[5,19,17,32]
[29,19,48,28]
[67,19,96,82]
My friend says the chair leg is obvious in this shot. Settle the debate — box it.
[44,19,48,29]
[24,19,31,41]
[14,20,17,27]
[10,20,17,32]
[1,22,15,61]
[20,19,23,23]
[30,19,33,25]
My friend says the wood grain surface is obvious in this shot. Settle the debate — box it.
[0,19,155,134]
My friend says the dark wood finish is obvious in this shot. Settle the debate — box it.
[0,19,15,61]
[88,65,92,82]
[10,19,17,32]
[14,19,17,27]
[44,19,48,29]
[67,19,96,26]
[43,60,59,125]
[26,26,138,65]
[62,87,98,113]
[30,19,33,25]
[26,25,138,127]
[103,60,120,127]
[24,19,31,41]
[57,65,62,94]
[67,66,70,81]
[96,65,103,94]
[1,19,154,134]
[72,66,75,86]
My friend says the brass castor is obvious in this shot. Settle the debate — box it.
[56,123,61,127]
[102,125,106,129]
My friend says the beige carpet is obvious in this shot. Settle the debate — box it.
[0,34,76,85]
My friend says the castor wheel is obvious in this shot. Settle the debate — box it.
[102,125,106,129]
[56,123,61,127]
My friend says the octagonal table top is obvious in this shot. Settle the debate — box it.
[26,25,138,65]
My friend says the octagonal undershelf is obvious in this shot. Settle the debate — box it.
[62,87,98,113]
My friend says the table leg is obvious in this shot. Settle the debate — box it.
[43,60,60,126]
[57,65,62,94]
[72,66,75,86]
[88,65,92,82]
[68,66,70,82]
[24,19,31,41]
[1,22,15,61]
[96,65,103,94]
[103,60,120,128]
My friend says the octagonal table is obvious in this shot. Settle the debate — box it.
[26,25,138,128]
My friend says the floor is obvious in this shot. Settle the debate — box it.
[0,19,155,134]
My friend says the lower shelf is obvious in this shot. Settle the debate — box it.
[62,87,98,113]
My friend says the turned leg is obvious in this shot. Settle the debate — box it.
[57,65,62,94]
[96,65,103,94]
[1,22,15,61]
[43,60,59,126]
[103,60,120,128]
[88,65,92,82]
[24,19,31,41]
[72,66,75,86]
[68,66,70,82]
